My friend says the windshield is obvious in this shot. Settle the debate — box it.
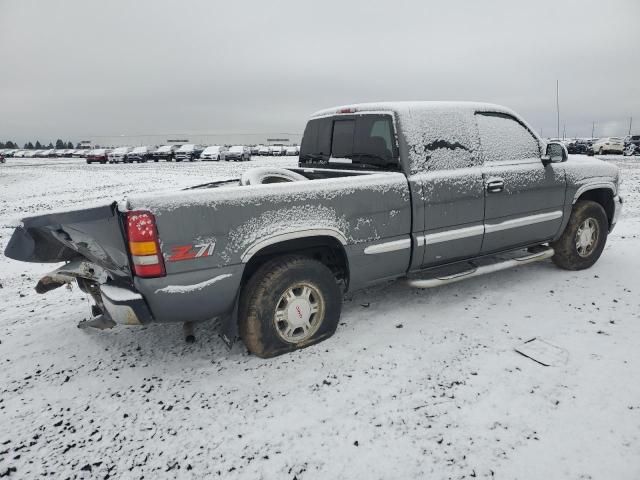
[157,145,172,153]
[132,147,147,153]
[114,147,128,154]
[230,146,244,153]
[179,144,195,152]
[204,146,221,153]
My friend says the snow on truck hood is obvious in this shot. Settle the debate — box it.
[563,155,620,191]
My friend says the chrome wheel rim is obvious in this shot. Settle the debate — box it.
[273,282,324,344]
[576,217,599,257]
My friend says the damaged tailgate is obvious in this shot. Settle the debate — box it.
[4,202,130,277]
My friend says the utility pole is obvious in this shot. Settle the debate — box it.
[563,124,566,140]
[556,80,560,139]
[591,121,595,139]
[629,117,633,135]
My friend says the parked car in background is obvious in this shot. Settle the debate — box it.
[153,145,179,162]
[200,145,227,161]
[284,146,299,156]
[174,144,204,162]
[258,145,271,156]
[269,145,284,156]
[25,150,39,158]
[108,146,132,163]
[250,145,261,156]
[0,152,5,164]
[4,149,18,158]
[567,140,589,155]
[592,137,624,155]
[623,135,640,156]
[126,146,155,163]
[224,145,251,162]
[14,150,26,158]
[35,150,52,158]
[73,149,89,158]
[86,149,108,164]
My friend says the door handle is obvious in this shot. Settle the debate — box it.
[486,178,504,193]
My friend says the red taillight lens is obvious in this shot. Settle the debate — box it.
[126,210,166,278]
[337,107,356,114]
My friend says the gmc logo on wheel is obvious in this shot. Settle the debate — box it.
[167,242,215,262]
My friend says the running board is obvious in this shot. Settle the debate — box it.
[406,246,555,289]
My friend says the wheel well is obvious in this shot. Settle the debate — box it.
[576,188,614,228]
[241,236,350,291]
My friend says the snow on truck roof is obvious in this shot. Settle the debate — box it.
[310,101,541,174]
[310,101,518,119]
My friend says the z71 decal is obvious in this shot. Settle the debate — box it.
[167,242,216,262]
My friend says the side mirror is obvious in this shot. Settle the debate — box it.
[542,142,568,165]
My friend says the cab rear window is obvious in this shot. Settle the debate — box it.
[300,114,399,170]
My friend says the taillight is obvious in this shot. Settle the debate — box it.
[337,107,356,114]
[125,210,166,278]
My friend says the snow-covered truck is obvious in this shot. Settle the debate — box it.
[4,102,623,357]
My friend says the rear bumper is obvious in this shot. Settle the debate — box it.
[100,284,154,325]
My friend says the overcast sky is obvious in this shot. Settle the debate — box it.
[1,0,639,145]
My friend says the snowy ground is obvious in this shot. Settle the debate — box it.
[0,156,639,479]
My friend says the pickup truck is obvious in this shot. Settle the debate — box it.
[4,102,623,358]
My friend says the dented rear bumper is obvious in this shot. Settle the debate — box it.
[100,284,153,325]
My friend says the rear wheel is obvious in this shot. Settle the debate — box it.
[239,255,342,358]
[550,200,608,270]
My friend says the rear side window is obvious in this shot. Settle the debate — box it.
[300,118,332,161]
[476,112,540,163]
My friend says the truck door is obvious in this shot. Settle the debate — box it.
[405,109,485,268]
[476,112,566,253]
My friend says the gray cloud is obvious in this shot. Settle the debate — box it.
[1,0,638,145]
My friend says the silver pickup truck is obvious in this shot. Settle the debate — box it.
[4,102,623,357]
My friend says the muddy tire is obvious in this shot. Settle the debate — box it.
[551,200,608,270]
[239,255,342,358]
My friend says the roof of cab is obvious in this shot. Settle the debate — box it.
[311,101,517,118]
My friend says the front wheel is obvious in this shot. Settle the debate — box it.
[550,200,608,270]
[239,255,342,358]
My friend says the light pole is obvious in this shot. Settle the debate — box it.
[556,80,560,139]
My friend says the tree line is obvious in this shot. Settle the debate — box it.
[0,139,78,149]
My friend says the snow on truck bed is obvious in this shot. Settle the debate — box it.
[1,156,640,479]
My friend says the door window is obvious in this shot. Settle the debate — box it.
[476,112,540,164]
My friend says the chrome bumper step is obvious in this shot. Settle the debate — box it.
[406,246,554,289]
